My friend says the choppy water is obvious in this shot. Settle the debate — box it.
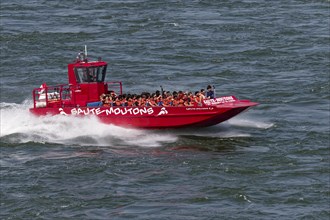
[1,1,329,219]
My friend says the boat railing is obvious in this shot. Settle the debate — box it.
[32,82,123,108]
[32,84,72,108]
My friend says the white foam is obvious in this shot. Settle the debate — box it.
[226,115,274,129]
[173,115,273,138]
[0,101,177,147]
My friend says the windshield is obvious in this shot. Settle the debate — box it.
[74,65,107,83]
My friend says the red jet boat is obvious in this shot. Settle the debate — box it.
[30,50,258,129]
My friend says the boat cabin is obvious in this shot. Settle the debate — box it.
[32,52,122,108]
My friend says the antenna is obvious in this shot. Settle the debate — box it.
[84,45,87,57]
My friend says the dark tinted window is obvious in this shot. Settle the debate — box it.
[74,65,107,83]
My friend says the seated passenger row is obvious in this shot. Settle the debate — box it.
[100,85,215,107]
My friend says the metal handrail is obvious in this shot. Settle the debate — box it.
[32,82,123,108]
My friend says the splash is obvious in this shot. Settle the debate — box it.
[0,101,177,147]
[171,114,273,138]
[227,115,274,129]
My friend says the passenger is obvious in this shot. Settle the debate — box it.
[169,98,174,106]
[162,97,171,106]
[178,91,184,100]
[194,91,203,106]
[200,89,206,96]
[184,98,194,106]
[100,94,106,104]
[206,85,214,99]
[114,97,121,106]
[190,97,197,106]
[177,98,185,107]
[187,92,195,104]
[131,94,138,106]
[157,96,163,106]
[134,95,141,106]
[121,97,128,106]
[146,98,156,107]
[127,97,133,107]
[110,91,117,98]
[182,93,189,102]
[165,95,174,106]
[200,89,206,99]
[139,96,146,106]
[103,96,113,107]
[171,96,178,106]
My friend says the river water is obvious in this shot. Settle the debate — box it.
[0,1,329,219]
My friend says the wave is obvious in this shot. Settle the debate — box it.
[227,115,274,129]
[0,101,177,147]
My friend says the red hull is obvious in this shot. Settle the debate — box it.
[29,99,258,129]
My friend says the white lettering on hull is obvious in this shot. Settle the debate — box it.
[203,96,236,105]
[66,107,154,116]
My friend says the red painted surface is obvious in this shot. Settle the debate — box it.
[29,52,258,129]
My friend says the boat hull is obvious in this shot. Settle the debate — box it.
[29,100,257,129]
[29,52,259,129]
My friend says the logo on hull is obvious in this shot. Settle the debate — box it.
[157,107,168,116]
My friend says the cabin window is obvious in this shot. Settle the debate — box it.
[74,65,107,83]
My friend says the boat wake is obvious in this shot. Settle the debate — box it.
[168,115,273,139]
[227,116,274,129]
[0,101,177,148]
[1,101,271,148]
